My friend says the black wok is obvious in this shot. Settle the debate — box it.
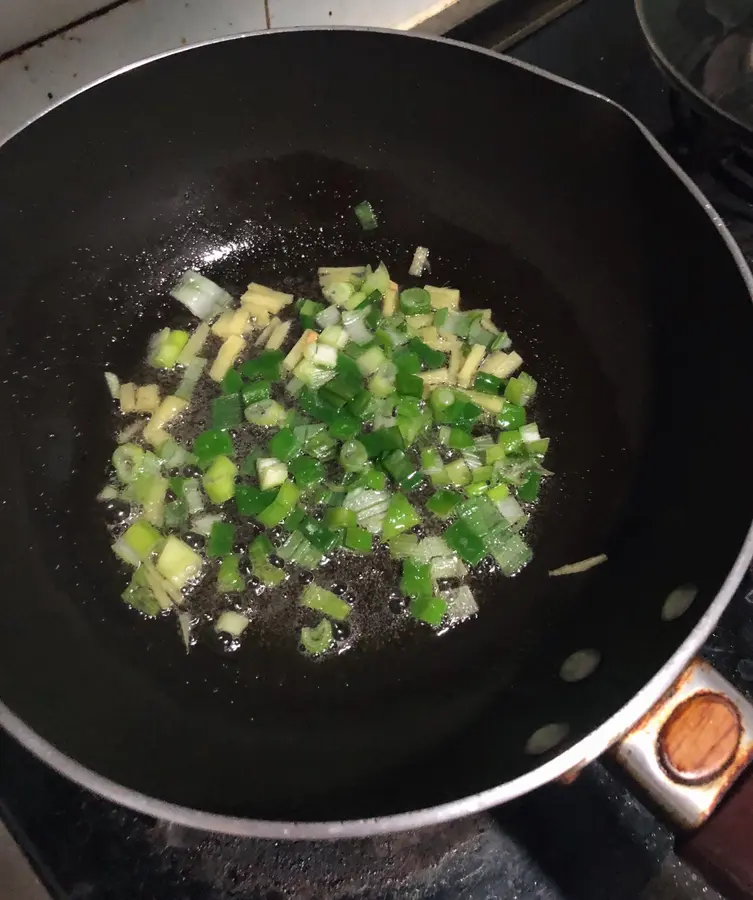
[1,28,753,847]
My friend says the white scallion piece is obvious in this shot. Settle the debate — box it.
[175,357,206,402]
[304,342,338,368]
[549,554,608,577]
[257,458,288,491]
[520,423,541,444]
[316,304,340,329]
[215,611,250,637]
[117,419,145,445]
[104,371,120,400]
[444,586,479,623]
[191,513,223,536]
[170,270,233,321]
[409,246,430,277]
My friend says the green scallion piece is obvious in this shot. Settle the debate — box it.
[399,288,431,316]
[426,489,462,519]
[193,429,233,465]
[344,525,372,553]
[207,520,234,557]
[211,393,242,430]
[354,201,378,231]
[300,582,351,621]
[301,619,333,655]
[217,554,244,592]
[340,440,368,472]
[410,595,447,627]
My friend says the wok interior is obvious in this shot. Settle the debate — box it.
[0,30,752,824]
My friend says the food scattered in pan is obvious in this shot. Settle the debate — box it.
[100,245,551,657]
[548,554,608,577]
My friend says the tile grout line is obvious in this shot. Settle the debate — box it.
[0,0,134,63]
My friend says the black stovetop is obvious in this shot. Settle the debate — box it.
[4,1,753,898]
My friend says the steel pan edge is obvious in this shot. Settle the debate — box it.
[0,26,752,840]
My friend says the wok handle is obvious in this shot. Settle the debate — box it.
[677,773,753,900]
[610,659,753,900]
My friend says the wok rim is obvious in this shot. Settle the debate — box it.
[1,25,752,840]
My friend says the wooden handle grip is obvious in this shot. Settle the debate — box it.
[677,766,753,900]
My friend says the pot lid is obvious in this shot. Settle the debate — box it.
[636,0,753,131]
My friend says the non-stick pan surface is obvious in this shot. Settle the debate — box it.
[1,29,753,831]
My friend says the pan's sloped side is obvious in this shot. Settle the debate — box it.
[0,29,752,835]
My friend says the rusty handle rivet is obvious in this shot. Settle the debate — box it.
[658,693,741,786]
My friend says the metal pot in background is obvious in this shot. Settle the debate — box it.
[636,0,753,138]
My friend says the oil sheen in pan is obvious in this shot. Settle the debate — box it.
[107,303,544,660]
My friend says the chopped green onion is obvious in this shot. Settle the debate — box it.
[170,270,232,321]
[426,489,462,519]
[517,470,542,502]
[301,619,333,655]
[257,481,300,528]
[399,288,431,316]
[202,455,237,504]
[150,329,190,369]
[345,525,372,553]
[504,372,537,407]
[156,536,203,589]
[488,532,532,575]
[410,595,447,627]
[216,610,250,635]
[211,393,242,430]
[381,493,421,540]
[443,519,486,565]
[193,429,233,465]
[217,554,245,592]
[361,262,390,296]
[112,443,145,484]
[207,521,234,557]
[324,507,357,530]
[117,518,162,563]
[222,368,244,395]
[268,427,302,462]
[354,201,378,231]
[382,449,424,492]
[290,455,325,488]
[497,402,526,431]
[257,457,288,491]
[409,246,430,277]
[122,568,161,616]
[357,345,386,377]
[241,380,272,405]
[245,399,287,427]
[474,372,504,394]
[301,583,350,620]
[249,534,286,585]
[241,350,284,382]
[400,558,433,599]
[340,439,369,471]
[175,357,206,401]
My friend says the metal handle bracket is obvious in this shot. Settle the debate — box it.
[612,659,753,829]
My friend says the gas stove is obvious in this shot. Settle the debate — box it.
[3,0,753,898]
